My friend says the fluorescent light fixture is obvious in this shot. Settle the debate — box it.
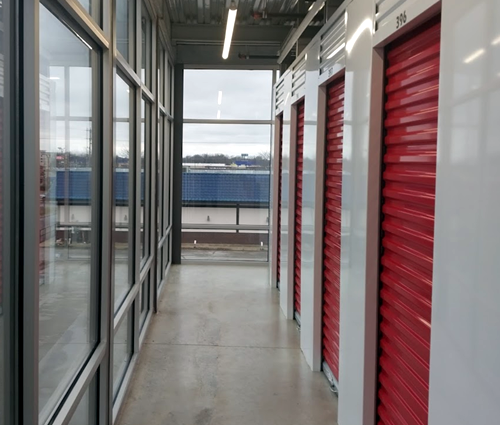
[463,48,485,64]
[218,91,223,105]
[346,18,372,53]
[492,35,500,46]
[49,76,60,80]
[222,2,237,60]
[217,110,221,119]
[327,42,346,59]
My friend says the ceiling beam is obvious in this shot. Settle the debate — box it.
[172,23,292,45]
[277,0,325,63]
[176,44,281,68]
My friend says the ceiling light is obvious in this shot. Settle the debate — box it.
[492,36,500,46]
[463,48,485,64]
[218,91,223,105]
[222,2,237,60]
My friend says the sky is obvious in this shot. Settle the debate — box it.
[183,70,274,157]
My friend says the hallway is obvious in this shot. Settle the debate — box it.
[116,265,338,425]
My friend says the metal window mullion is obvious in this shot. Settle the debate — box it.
[20,0,40,422]
[116,53,141,88]
[150,16,158,313]
[44,0,110,50]
[100,0,116,420]
[133,76,141,356]
[183,119,274,125]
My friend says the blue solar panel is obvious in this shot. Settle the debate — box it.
[55,170,271,204]
[182,173,269,204]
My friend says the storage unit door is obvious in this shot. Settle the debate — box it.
[277,114,283,289]
[322,77,345,384]
[294,100,305,316]
[377,17,440,425]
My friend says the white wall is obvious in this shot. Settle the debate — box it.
[429,1,500,424]
[280,72,294,319]
[300,41,321,370]
[337,0,377,424]
[239,208,268,225]
[272,1,500,424]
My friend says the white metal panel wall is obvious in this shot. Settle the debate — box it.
[320,14,346,79]
[375,0,406,30]
[280,71,294,319]
[292,55,306,98]
[275,78,286,115]
[337,0,377,423]
[299,41,321,370]
[429,1,500,424]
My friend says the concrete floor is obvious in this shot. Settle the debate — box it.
[116,264,338,425]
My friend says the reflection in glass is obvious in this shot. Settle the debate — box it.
[159,49,165,106]
[0,1,5,421]
[116,0,134,63]
[140,99,151,264]
[157,246,163,287]
[67,379,94,425]
[39,6,96,419]
[184,70,273,120]
[165,121,172,230]
[157,116,164,245]
[114,76,132,310]
[113,311,132,398]
[141,2,151,86]
[140,273,150,327]
[181,124,271,262]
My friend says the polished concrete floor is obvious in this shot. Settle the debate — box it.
[116,264,338,425]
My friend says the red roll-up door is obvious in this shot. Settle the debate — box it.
[322,77,345,384]
[377,17,440,425]
[277,114,284,289]
[294,100,305,316]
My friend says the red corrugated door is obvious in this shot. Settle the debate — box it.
[294,100,305,316]
[322,77,345,383]
[277,114,283,288]
[377,17,440,425]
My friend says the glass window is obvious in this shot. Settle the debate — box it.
[0,0,6,421]
[140,99,151,263]
[116,0,134,64]
[75,0,101,25]
[182,123,271,262]
[164,120,172,231]
[157,245,163,287]
[157,116,163,242]
[67,378,96,425]
[141,2,152,87]
[39,6,97,420]
[184,70,273,120]
[113,311,132,398]
[159,49,165,106]
[167,62,173,114]
[140,273,150,327]
[114,75,133,310]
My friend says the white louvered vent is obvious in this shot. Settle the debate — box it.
[275,78,285,114]
[375,0,407,32]
[291,55,306,98]
[320,14,346,76]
